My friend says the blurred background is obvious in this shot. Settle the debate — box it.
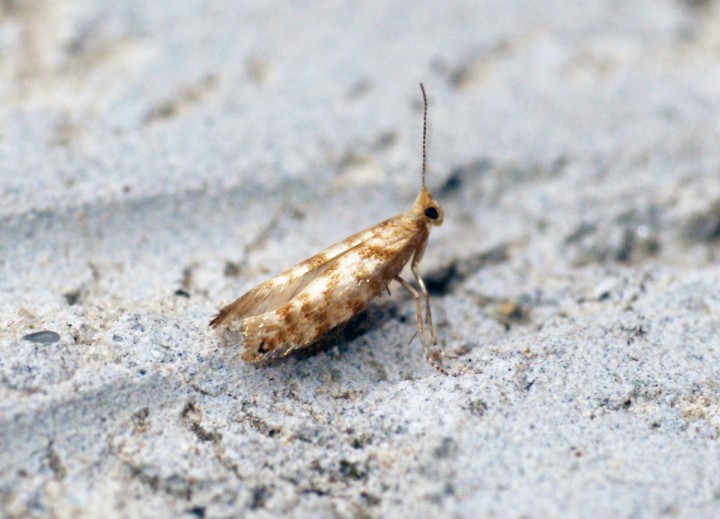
[3,1,720,309]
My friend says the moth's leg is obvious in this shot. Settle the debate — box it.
[411,262,439,349]
[395,275,446,374]
[393,275,425,347]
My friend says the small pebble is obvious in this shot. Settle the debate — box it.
[22,331,61,344]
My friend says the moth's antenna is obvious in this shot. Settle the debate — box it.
[420,82,428,189]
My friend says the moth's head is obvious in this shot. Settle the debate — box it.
[414,186,444,226]
[414,84,443,227]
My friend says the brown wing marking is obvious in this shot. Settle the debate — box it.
[209,215,401,327]
[235,218,423,362]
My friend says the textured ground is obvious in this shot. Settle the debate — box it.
[3,1,720,517]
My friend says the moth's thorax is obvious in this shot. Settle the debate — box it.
[411,186,444,226]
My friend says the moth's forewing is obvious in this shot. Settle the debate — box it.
[210,215,405,327]
[216,213,426,362]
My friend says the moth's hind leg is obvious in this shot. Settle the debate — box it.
[395,275,447,375]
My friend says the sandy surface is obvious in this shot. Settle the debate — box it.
[3,1,720,517]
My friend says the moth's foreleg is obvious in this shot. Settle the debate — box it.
[395,275,446,375]
[411,262,438,347]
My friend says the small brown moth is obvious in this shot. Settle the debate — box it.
[210,84,446,372]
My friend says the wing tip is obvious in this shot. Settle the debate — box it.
[209,311,288,364]
[208,310,227,328]
[209,301,239,328]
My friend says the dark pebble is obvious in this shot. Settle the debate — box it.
[22,331,61,344]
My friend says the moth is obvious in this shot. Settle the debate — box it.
[210,84,446,372]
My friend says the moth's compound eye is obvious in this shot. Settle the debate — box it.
[424,207,439,220]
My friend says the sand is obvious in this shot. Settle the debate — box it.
[2,1,720,517]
